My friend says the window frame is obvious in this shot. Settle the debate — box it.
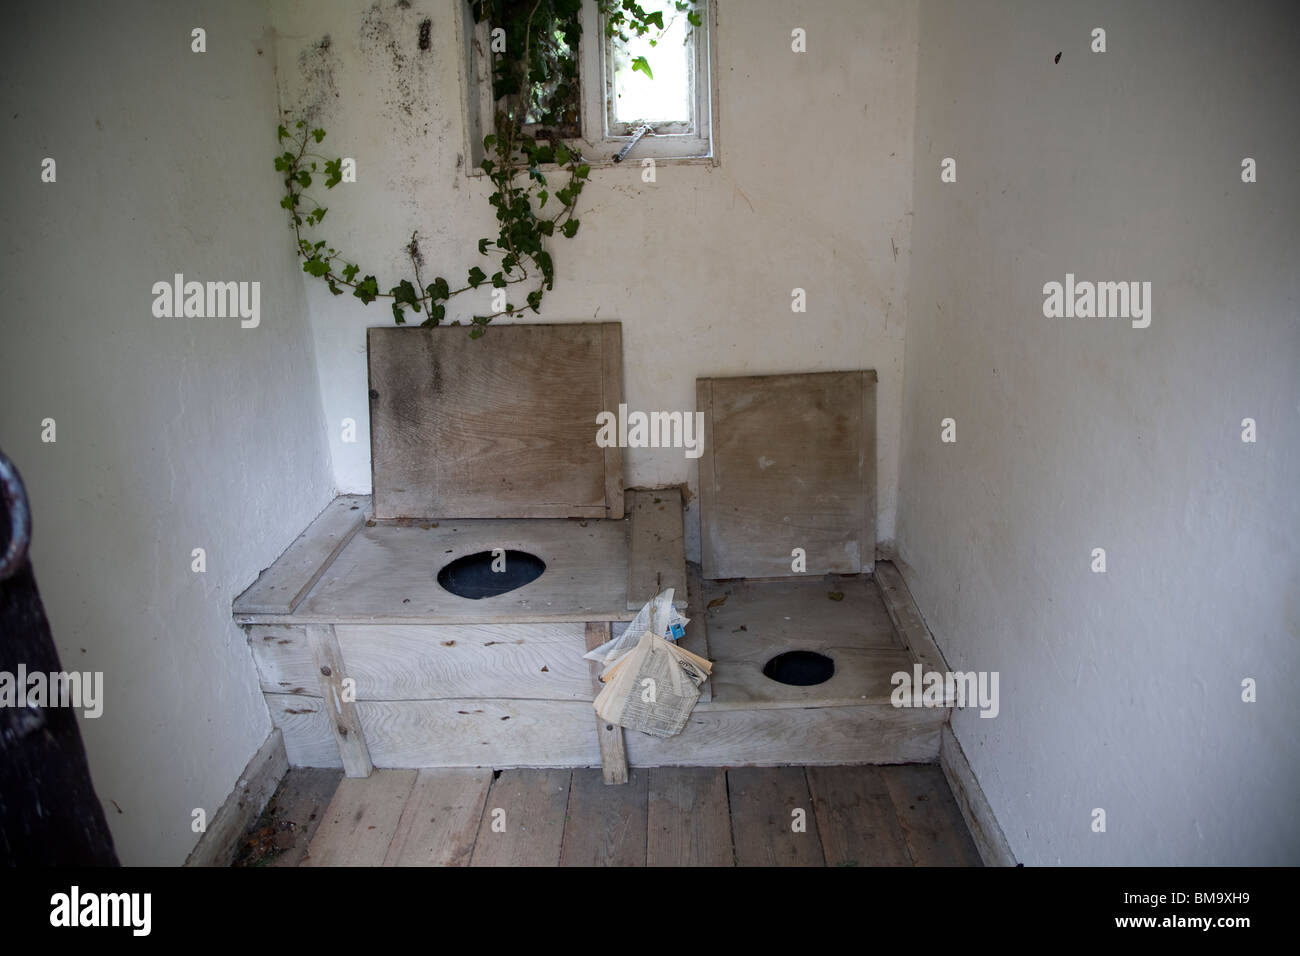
[459,0,718,174]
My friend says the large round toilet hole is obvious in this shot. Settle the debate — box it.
[436,550,546,600]
[762,650,835,687]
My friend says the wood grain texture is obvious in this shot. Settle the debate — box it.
[602,323,625,519]
[268,695,941,770]
[805,765,913,866]
[383,768,493,866]
[301,769,417,866]
[559,768,648,866]
[727,767,825,866]
[293,517,633,625]
[646,767,732,866]
[626,488,687,610]
[470,769,571,866]
[252,623,591,701]
[698,371,877,579]
[681,562,712,703]
[882,764,983,866]
[701,574,909,708]
[626,704,943,766]
[233,495,367,615]
[267,695,604,769]
[368,323,621,519]
[873,560,950,675]
[306,624,372,778]
[586,621,628,784]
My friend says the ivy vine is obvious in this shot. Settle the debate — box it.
[275,0,697,337]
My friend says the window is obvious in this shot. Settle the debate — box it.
[461,0,716,171]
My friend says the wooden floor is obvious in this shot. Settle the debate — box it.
[236,763,982,867]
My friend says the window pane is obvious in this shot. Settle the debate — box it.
[610,1,692,126]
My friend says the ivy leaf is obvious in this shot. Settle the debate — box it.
[353,275,379,304]
[527,290,543,313]
[312,128,326,143]
[491,272,507,288]
[324,158,342,188]
[426,277,450,301]
[391,279,421,312]
[561,219,580,238]
[314,207,327,223]
[296,170,312,187]
[537,189,548,207]
[303,257,331,277]
[483,133,497,151]
[277,124,289,141]
[631,56,653,79]
[478,237,491,255]
[555,144,571,165]
[342,263,360,283]
[538,220,554,236]
[467,266,487,288]
[392,302,406,324]
[575,164,591,179]
[687,11,702,27]
[421,303,446,327]
[327,279,344,296]
[481,159,495,175]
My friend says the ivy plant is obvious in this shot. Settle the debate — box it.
[275,0,697,337]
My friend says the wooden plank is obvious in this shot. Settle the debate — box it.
[306,624,373,778]
[873,560,950,675]
[559,768,648,866]
[939,726,1016,866]
[266,695,603,769]
[681,562,711,703]
[881,764,983,867]
[383,768,493,867]
[586,621,628,784]
[470,769,571,867]
[701,574,909,708]
[602,322,625,519]
[805,765,913,866]
[293,517,630,625]
[267,694,940,770]
[233,495,367,615]
[627,704,943,767]
[249,767,343,868]
[727,767,825,866]
[646,767,732,866]
[252,623,591,701]
[626,489,687,610]
[368,324,619,519]
[185,728,288,867]
[698,371,876,580]
[301,769,417,866]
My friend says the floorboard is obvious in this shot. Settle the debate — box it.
[882,763,984,866]
[727,766,826,867]
[301,769,417,867]
[384,768,493,867]
[469,769,571,867]
[646,767,733,866]
[559,768,648,866]
[806,765,914,866]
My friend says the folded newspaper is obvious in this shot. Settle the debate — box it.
[590,589,713,738]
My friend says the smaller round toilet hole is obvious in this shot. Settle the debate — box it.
[437,549,545,600]
[762,650,834,686]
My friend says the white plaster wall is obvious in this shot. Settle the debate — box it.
[898,0,1300,864]
[0,1,334,863]
[268,0,918,557]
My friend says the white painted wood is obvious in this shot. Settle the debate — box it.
[251,623,592,701]
[306,624,373,778]
[681,562,711,704]
[184,728,288,867]
[626,489,687,610]
[939,726,1017,867]
[233,495,367,615]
